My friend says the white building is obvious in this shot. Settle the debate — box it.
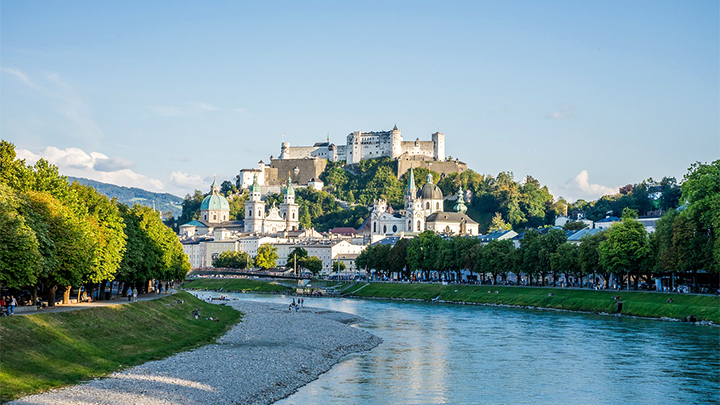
[244,176,299,233]
[278,126,445,164]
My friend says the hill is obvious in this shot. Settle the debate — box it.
[68,177,183,217]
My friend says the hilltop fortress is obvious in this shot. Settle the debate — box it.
[239,126,466,188]
[279,125,445,164]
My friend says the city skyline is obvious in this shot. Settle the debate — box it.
[2,1,718,201]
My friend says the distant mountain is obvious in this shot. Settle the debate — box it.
[68,177,184,218]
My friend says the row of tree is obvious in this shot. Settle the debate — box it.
[0,140,190,305]
[354,160,718,288]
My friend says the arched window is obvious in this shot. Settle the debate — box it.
[282,213,286,219]
[426,202,430,209]
[436,202,440,210]
[203,214,207,220]
[417,220,421,229]
[248,210,252,217]
[392,225,397,233]
[383,225,387,233]
[292,212,295,219]
[213,214,217,221]
[258,209,262,217]
[408,220,411,228]
[373,222,377,233]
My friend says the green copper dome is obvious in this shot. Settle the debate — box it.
[201,178,230,211]
[284,177,295,196]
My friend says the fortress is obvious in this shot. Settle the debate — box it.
[278,126,445,164]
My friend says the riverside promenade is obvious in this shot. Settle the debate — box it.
[9,300,382,405]
[11,291,174,316]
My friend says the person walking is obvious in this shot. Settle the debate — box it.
[9,296,17,315]
[133,288,138,302]
[128,287,133,302]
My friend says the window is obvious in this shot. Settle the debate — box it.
[426,202,430,209]
[436,202,440,210]
[417,220,421,229]
[292,212,295,219]
[373,222,377,233]
[258,210,262,217]
[392,225,397,233]
[383,225,387,233]
[213,214,217,221]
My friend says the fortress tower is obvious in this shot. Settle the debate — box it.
[432,132,445,161]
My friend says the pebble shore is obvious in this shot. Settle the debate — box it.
[10,300,382,405]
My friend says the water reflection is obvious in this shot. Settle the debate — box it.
[207,293,719,405]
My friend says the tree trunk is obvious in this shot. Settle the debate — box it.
[48,285,57,307]
[99,281,107,301]
[62,286,71,304]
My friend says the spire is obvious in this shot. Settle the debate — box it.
[393,124,398,131]
[407,168,416,192]
[326,133,330,143]
[454,186,467,214]
[211,175,220,194]
[426,173,433,184]
[284,176,295,197]
[251,173,261,194]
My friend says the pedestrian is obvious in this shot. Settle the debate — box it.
[133,288,138,302]
[301,298,304,307]
[9,296,17,315]
[0,296,5,308]
[128,287,133,301]
[165,282,169,293]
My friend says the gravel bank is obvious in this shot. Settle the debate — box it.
[10,300,382,405]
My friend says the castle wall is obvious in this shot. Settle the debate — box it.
[269,158,327,186]
[400,141,435,159]
[397,157,467,178]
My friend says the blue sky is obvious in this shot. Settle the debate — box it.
[2,1,718,201]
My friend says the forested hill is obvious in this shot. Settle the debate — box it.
[68,177,183,217]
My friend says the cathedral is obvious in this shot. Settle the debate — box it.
[244,175,300,233]
[367,169,479,237]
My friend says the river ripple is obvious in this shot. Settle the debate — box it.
[222,293,719,405]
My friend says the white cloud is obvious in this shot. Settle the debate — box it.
[556,170,618,202]
[148,102,220,117]
[545,103,576,120]
[170,171,207,190]
[1,66,38,89]
[16,146,165,192]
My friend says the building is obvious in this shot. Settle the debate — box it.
[278,126,445,164]
[366,169,479,237]
[244,175,300,233]
[179,179,244,238]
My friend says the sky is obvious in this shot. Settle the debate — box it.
[2,1,718,201]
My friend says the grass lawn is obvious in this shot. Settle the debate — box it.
[0,292,241,403]
[182,278,292,293]
[345,283,720,323]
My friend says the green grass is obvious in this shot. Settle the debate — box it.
[0,292,241,403]
[345,283,720,323]
[182,278,293,293]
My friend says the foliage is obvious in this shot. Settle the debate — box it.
[332,260,346,273]
[563,220,587,231]
[598,215,650,289]
[212,251,250,269]
[304,256,323,276]
[680,160,720,273]
[254,243,279,269]
[0,183,41,288]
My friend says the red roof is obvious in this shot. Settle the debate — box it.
[329,227,358,235]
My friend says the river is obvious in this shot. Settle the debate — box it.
[208,293,719,405]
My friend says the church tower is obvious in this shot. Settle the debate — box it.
[244,174,265,233]
[279,177,299,231]
[403,168,425,232]
[200,177,230,224]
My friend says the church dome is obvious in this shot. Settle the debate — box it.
[421,183,443,200]
[201,193,230,211]
[421,174,443,200]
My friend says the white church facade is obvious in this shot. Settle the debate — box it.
[366,169,478,237]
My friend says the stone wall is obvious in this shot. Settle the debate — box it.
[268,157,327,186]
[396,156,467,178]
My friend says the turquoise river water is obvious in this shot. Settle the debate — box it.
[212,293,719,405]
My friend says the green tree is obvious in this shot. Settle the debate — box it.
[254,244,279,270]
[287,247,309,271]
[407,231,443,280]
[0,184,41,288]
[563,221,587,231]
[680,160,720,275]
[551,243,579,286]
[578,231,608,288]
[178,190,205,225]
[598,211,650,290]
[479,239,515,284]
[332,260,346,273]
[213,251,250,269]
[489,212,511,232]
[387,238,410,279]
[304,256,323,276]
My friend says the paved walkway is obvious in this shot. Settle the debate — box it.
[10,290,178,316]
